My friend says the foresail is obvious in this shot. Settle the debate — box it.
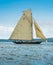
[10,10,32,40]
[34,20,46,38]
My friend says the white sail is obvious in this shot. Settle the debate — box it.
[10,10,33,40]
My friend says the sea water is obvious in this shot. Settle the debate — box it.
[0,42,53,65]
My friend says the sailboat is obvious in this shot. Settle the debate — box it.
[10,10,46,44]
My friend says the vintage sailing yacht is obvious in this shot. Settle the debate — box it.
[10,10,46,44]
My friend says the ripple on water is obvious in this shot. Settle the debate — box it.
[5,57,14,60]
[9,53,16,56]
[0,43,53,65]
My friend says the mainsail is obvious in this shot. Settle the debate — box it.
[34,20,46,38]
[10,10,33,40]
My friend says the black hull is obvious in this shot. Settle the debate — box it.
[13,41,41,44]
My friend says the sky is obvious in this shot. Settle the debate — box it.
[0,0,53,39]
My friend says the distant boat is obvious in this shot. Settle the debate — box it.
[10,9,46,44]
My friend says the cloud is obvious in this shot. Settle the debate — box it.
[0,26,13,32]
[0,25,14,39]
[40,21,53,38]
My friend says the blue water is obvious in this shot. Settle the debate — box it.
[0,42,53,65]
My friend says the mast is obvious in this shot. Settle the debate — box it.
[30,9,33,40]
